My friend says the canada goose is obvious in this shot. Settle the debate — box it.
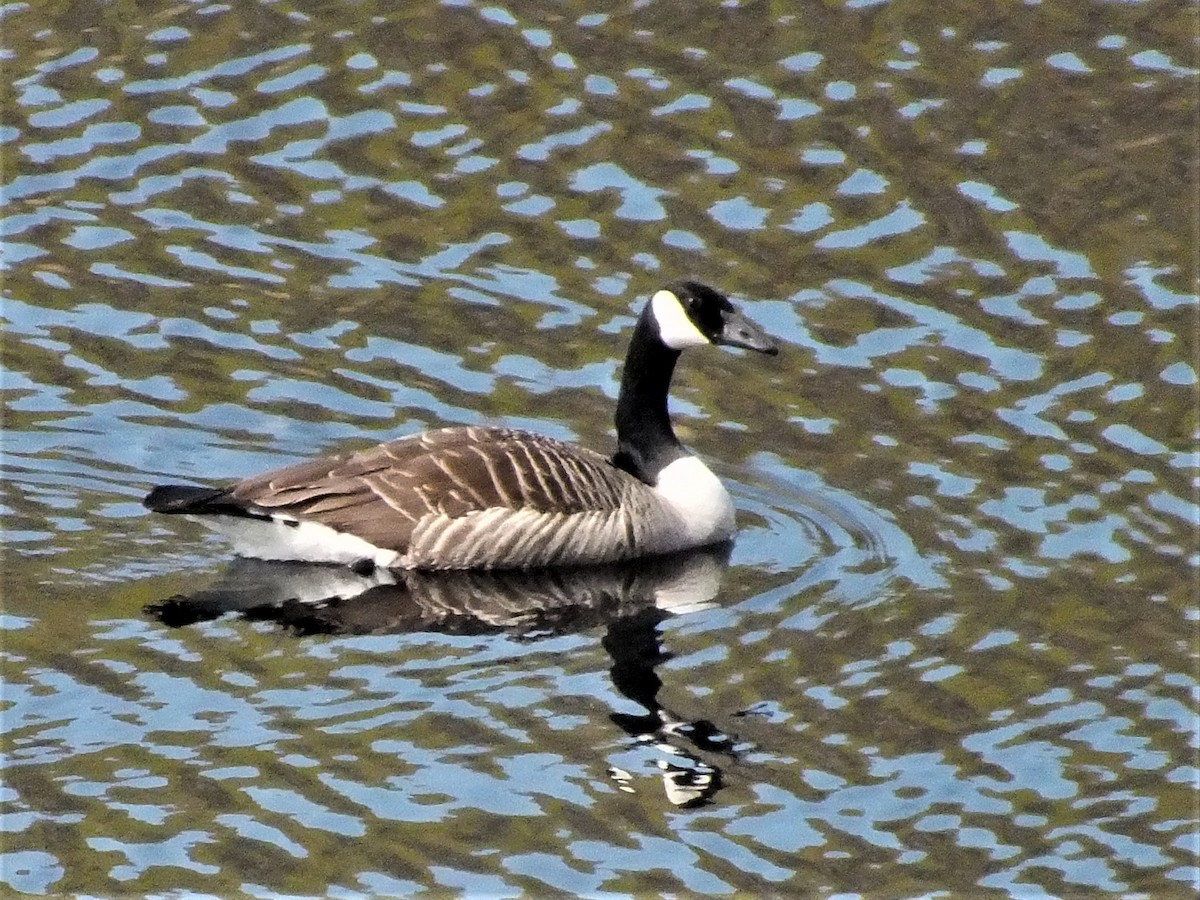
[144,281,779,571]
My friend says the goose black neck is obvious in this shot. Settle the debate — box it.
[612,310,687,484]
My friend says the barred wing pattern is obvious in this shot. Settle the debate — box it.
[228,426,683,569]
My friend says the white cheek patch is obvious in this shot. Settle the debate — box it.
[651,289,710,350]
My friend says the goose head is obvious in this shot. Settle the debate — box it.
[649,281,779,355]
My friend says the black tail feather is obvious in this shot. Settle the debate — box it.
[143,484,234,514]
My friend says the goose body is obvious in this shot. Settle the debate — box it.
[144,281,778,571]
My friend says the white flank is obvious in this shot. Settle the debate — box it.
[651,455,735,547]
[651,289,709,350]
[191,515,401,569]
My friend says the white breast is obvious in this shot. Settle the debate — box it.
[650,456,736,547]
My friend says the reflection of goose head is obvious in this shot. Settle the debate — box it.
[146,544,731,636]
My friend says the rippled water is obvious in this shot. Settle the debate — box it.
[2,0,1197,896]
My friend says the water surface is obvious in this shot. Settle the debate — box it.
[2,0,1196,896]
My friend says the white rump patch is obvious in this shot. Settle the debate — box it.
[651,289,710,350]
[651,456,735,546]
[191,514,401,569]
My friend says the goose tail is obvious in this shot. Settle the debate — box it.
[143,485,237,515]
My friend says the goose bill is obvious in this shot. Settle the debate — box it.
[716,311,779,355]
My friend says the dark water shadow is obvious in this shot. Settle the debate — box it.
[145,547,739,807]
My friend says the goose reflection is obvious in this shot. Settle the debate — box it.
[146,546,740,807]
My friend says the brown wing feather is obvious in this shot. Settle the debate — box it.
[227,426,634,554]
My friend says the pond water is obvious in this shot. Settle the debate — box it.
[2,0,1197,896]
